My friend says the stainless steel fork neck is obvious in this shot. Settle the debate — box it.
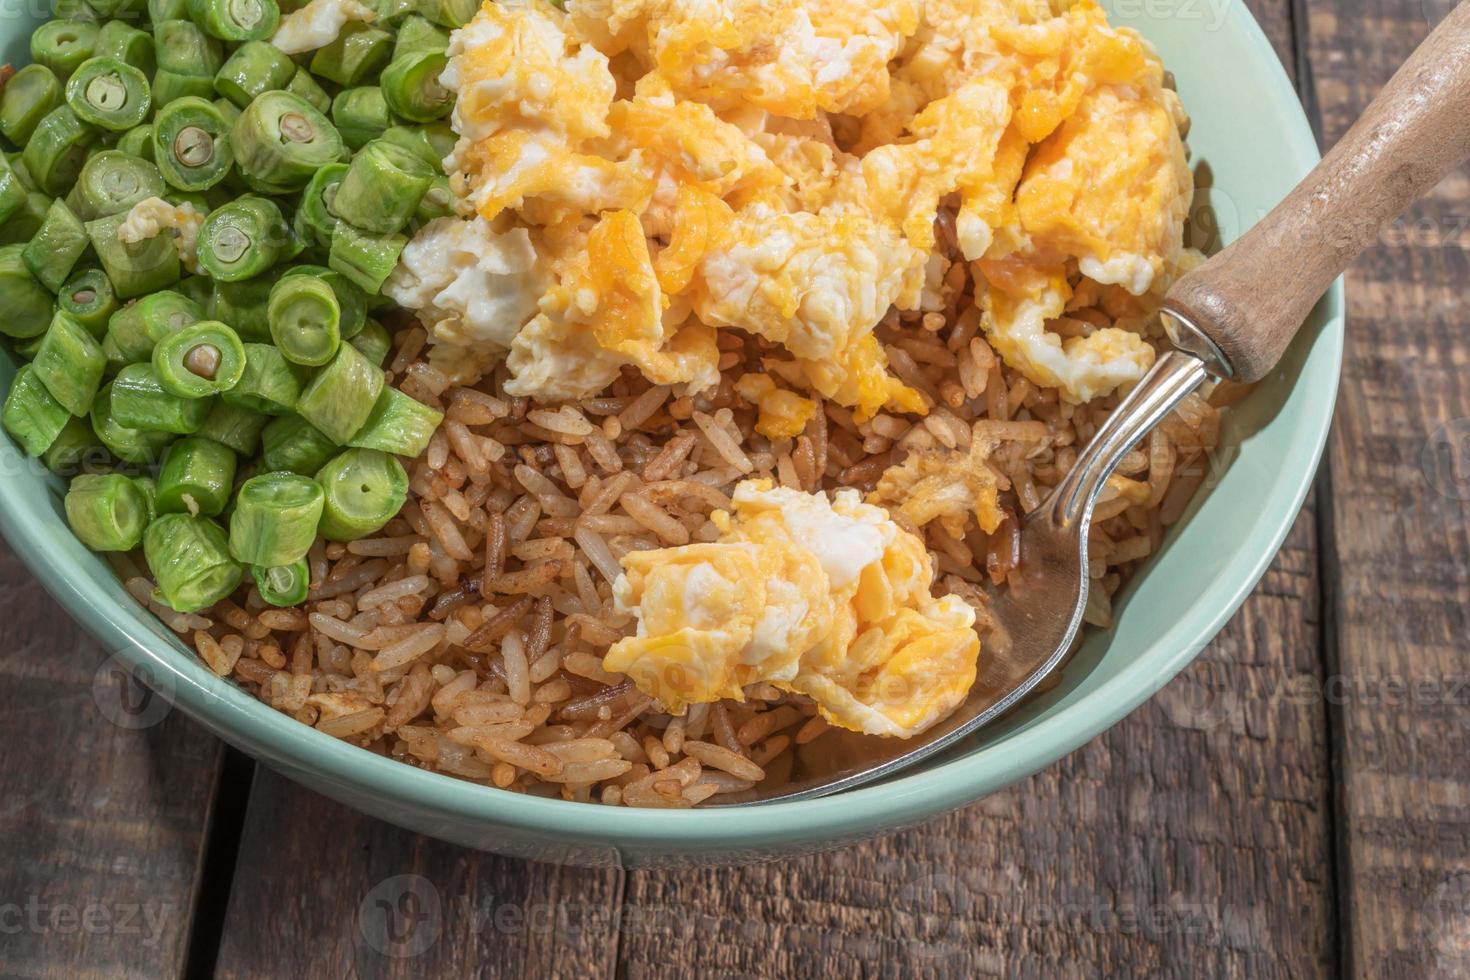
[1046,351,1213,530]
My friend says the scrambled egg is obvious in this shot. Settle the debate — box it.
[869,434,1005,537]
[399,0,1195,412]
[606,481,981,737]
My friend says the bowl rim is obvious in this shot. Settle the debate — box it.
[0,5,1344,851]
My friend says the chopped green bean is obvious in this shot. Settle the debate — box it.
[329,222,406,293]
[131,474,157,522]
[284,67,331,114]
[392,15,448,59]
[251,558,309,606]
[0,193,53,247]
[215,41,296,108]
[44,415,103,473]
[153,96,234,192]
[4,152,38,193]
[195,399,269,455]
[350,318,391,366]
[154,20,224,78]
[197,195,289,281]
[150,69,217,105]
[381,49,453,122]
[67,150,165,220]
[147,0,188,21]
[282,264,367,339]
[309,22,392,87]
[419,0,477,29]
[228,470,323,565]
[260,414,338,474]
[221,342,303,415]
[268,275,340,366]
[22,200,87,293]
[22,106,97,197]
[292,162,348,250]
[107,289,204,362]
[0,245,59,338]
[231,90,345,194]
[156,435,237,515]
[143,512,242,612]
[153,320,246,397]
[188,0,280,42]
[33,312,106,416]
[315,447,406,541]
[91,380,174,463]
[86,210,181,298]
[58,269,119,337]
[66,473,151,550]
[175,274,213,310]
[3,365,71,456]
[212,97,243,129]
[295,339,383,443]
[94,20,155,76]
[116,123,154,161]
[0,65,64,146]
[332,138,433,234]
[206,276,274,342]
[378,124,440,169]
[65,57,150,131]
[415,175,454,224]
[349,386,443,457]
[31,20,100,80]
[110,362,213,433]
[331,86,393,150]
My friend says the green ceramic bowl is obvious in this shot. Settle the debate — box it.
[0,3,1342,867]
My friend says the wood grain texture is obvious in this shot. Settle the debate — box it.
[0,542,222,979]
[1305,2,1470,976]
[211,767,624,979]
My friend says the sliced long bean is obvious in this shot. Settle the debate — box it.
[33,311,106,416]
[282,263,366,339]
[187,0,280,42]
[228,471,323,565]
[220,342,302,415]
[349,318,390,366]
[44,415,103,474]
[153,96,234,192]
[268,274,340,366]
[215,42,296,108]
[284,67,331,114]
[231,90,344,194]
[153,320,246,397]
[66,473,151,551]
[151,70,217,105]
[309,22,392,87]
[259,413,338,474]
[0,245,60,338]
[330,86,392,151]
[349,386,442,457]
[87,211,181,298]
[197,196,289,280]
[58,269,119,337]
[0,193,52,247]
[294,339,382,442]
[22,200,86,293]
[328,222,406,293]
[65,57,150,130]
[91,380,174,463]
[154,20,224,78]
[293,162,348,249]
[156,435,237,515]
[94,20,155,75]
[68,150,165,220]
[110,362,213,433]
[207,276,274,342]
[107,289,204,362]
[315,447,407,541]
[381,49,453,123]
[0,65,63,145]
[332,138,433,234]
[195,399,268,455]
[252,558,309,606]
[143,512,242,613]
[22,106,96,197]
[392,15,448,59]
[31,20,100,79]
[3,365,71,456]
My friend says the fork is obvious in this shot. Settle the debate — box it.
[743,0,1470,804]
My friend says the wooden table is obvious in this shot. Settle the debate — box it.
[2,0,1466,975]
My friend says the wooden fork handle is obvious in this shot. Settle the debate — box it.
[1164,0,1470,382]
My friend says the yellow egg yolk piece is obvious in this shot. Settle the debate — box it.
[605,480,982,738]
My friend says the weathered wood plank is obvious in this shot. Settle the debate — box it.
[0,541,223,979]
[1304,2,1470,975]
[210,767,624,979]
